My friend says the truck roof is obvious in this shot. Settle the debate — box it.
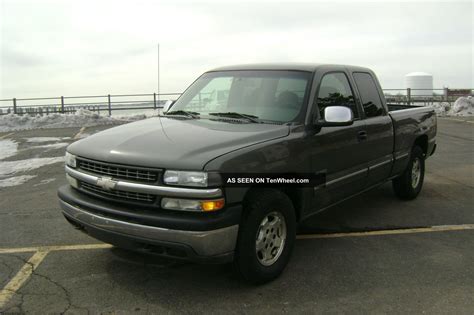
[208,63,372,73]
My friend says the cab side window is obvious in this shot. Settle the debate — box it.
[317,72,358,119]
[353,72,384,118]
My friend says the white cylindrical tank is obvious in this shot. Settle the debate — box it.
[405,72,433,97]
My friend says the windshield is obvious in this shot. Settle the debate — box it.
[170,70,312,123]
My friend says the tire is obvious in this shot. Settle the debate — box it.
[233,189,296,284]
[392,146,425,200]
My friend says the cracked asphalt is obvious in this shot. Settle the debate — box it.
[0,118,473,314]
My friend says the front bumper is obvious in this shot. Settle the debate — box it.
[58,185,241,263]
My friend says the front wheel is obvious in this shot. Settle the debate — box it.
[392,146,425,200]
[234,189,296,284]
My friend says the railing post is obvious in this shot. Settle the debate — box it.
[107,94,112,116]
[443,87,449,102]
[407,88,411,106]
[13,98,17,114]
[153,93,157,109]
[61,96,65,113]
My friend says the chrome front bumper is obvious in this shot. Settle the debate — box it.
[60,199,239,258]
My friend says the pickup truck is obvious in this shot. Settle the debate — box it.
[58,64,437,284]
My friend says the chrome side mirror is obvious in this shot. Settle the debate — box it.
[316,106,354,127]
[162,100,175,113]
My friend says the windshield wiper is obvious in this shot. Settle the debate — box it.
[208,112,260,123]
[164,110,200,119]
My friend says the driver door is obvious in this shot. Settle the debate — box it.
[309,71,368,210]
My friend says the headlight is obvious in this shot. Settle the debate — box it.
[65,152,76,168]
[163,170,208,187]
[161,198,225,212]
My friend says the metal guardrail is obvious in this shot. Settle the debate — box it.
[0,88,472,116]
[0,93,181,116]
[383,88,473,106]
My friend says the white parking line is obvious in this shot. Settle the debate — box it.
[296,224,474,239]
[0,250,49,309]
[73,127,86,139]
[0,133,14,139]
[440,118,474,124]
[0,243,113,254]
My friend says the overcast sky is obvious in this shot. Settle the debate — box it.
[0,0,472,99]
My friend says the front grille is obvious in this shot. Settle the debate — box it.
[80,181,156,203]
[77,158,159,183]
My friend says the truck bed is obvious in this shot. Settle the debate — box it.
[387,104,437,176]
[387,104,424,111]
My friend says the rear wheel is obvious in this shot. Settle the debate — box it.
[234,189,296,284]
[392,146,425,200]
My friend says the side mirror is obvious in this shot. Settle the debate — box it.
[162,100,175,113]
[315,106,354,127]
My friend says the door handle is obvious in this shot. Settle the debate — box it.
[357,131,368,141]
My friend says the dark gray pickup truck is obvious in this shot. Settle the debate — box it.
[59,64,436,283]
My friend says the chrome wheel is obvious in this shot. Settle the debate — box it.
[411,158,421,188]
[255,211,287,266]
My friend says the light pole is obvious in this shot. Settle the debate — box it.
[157,43,160,101]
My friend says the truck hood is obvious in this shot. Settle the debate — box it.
[67,117,290,170]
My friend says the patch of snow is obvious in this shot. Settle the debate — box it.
[0,139,18,160]
[0,156,64,177]
[0,109,152,132]
[430,102,451,116]
[33,178,56,186]
[429,96,474,117]
[25,137,70,143]
[450,96,474,116]
[32,142,69,150]
[0,175,37,188]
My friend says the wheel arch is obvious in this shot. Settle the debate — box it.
[413,134,428,156]
[241,187,307,222]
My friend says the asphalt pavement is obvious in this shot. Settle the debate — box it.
[0,117,473,314]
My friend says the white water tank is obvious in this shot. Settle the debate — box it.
[405,72,433,97]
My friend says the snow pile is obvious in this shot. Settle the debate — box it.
[430,96,474,116]
[430,102,451,116]
[0,109,155,132]
[450,96,474,116]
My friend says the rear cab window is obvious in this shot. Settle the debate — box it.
[352,72,385,118]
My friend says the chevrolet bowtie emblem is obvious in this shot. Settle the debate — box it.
[96,176,117,191]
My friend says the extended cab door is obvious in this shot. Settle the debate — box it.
[351,71,394,187]
[309,70,368,209]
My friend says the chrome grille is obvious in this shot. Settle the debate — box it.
[80,181,155,203]
[77,158,159,183]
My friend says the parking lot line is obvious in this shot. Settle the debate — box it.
[441,118,474,124]
[0,132,14,139]
[73,126,86,139]
[0,224,472,255]
[0,243,113,254]
[296,224,474,239]
[0,250,49,309]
